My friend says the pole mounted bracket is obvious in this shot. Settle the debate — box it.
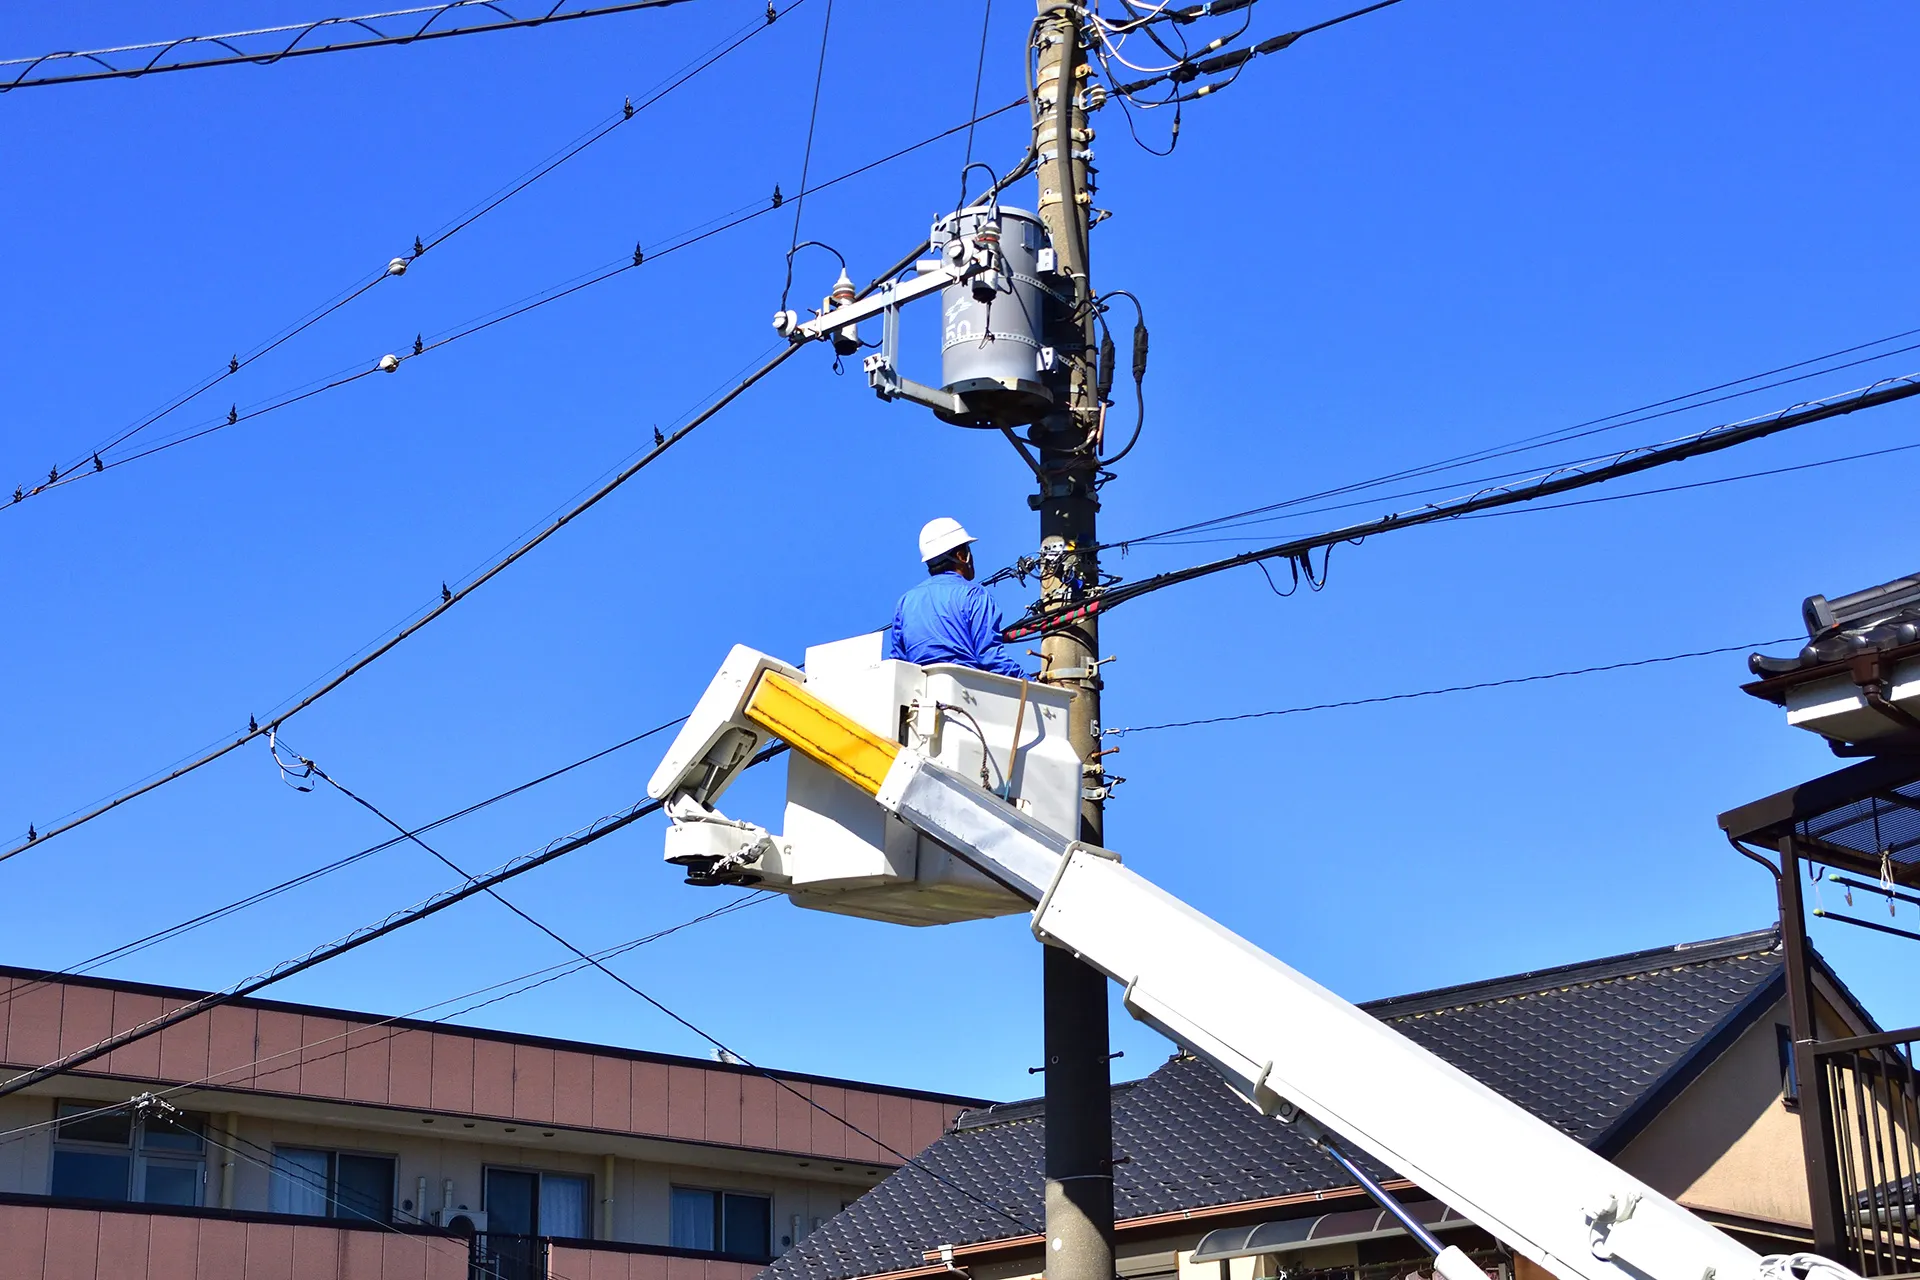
[865,354,972,417]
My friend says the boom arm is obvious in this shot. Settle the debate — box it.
[653,653,1842,1280]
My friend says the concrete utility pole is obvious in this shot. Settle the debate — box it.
[1030,8,1115,1280]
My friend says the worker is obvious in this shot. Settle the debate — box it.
[889,518,1028,678]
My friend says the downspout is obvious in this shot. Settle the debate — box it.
[601,1154,615,1240]
[219,1113,239,1209]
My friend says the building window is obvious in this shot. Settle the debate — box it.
[49,1102,206,1206]
[271,1148,396,1223]
[483,1168,592,1240]
[671,1186,772,1259]
[1778,1024,1801,1107]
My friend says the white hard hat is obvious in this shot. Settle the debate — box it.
[918,516,976,563]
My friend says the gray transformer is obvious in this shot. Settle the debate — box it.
[929,204,1057,427]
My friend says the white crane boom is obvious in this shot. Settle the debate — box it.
[647,644,1846,1280]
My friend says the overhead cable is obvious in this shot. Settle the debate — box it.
[0,892,766,1148]
[1126,434,1920,549]
[0,0,705,91]
[1102,0,1408,105]
[10,1,800,505]
[0,234,940,864]
[0,718,685,1021]
[1005,371,1920,638]
[1113,327,1920,549]
[0,743,788,1101]
[302,751,1036,1232]
[13,92,1026,508]
[1105,637,1800,735]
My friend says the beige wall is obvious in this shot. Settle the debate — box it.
[1616,989,1858,1233]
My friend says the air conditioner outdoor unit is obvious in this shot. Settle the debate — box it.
[432,1208,487,1233]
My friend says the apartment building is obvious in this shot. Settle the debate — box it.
[0,964,982,1279]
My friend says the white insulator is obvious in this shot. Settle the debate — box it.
[386,257,408,277]
[378,354,400,373]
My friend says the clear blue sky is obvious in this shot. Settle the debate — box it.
[3,0,1918,1105]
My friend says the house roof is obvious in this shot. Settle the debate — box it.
[765,929,1792,1280]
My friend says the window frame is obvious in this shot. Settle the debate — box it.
[270,1145,398,1224]
[668,1184,773,1261]
[480,1164,595,1241]
[49,1101,207,1207]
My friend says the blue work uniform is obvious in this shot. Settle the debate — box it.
[888,572,1027,678]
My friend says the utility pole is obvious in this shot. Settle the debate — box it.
[1030,8,1115,1280]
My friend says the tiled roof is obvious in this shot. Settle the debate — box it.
[765,929,1788,1280]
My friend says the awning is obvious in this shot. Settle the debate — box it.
[1190,1201,1472,1262]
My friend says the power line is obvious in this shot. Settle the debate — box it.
[3,732,1031,1230]
[1005,370,1920,638]
[0,230,945,863]
[1452,439,1920,523]
[0,718,685,1022]
[1119,434,1920,550]
[1100,0,1410,105]
[0,741,788,1101]
[1105,637,1800,735]
[0,0,703,91]
[13,92,1026,508]
[1110,326,1920,549]
[0,891,767,1148]
[10,2,804,508]
[316,759,1037,1232]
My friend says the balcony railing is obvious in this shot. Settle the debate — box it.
[1814,1027,1920,1276]
[469,1232,550,1280]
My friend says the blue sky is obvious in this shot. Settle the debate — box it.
[2,0,1918,1105]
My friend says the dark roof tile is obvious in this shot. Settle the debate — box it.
[765,929,1787,1280]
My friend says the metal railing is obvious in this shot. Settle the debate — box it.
[470,1232,549,1280]
[1816,1028,1920,1275]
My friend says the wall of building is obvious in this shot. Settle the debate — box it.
[0,973,963,1168]
[548,1243,763,1280]
[0,1094,873,1259]
[0,1199,468,1280]
[1615,990,1854,1234]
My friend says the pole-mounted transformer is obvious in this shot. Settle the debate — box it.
[773,201,1065,429]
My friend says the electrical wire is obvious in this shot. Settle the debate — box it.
[1104,637,1800,735]
[0,0,700,91]
[1110,328,1920,549]
[1117,429,1920,550]
[297,750,1036,1232]
[1450,439,1920,524]
[0,892,768,1148]
[0,742,790,1101]
[0,718,686,1023]
[9,2,804,508]
[778,0,836,314]
[1004,370,1920,638]
[958,0,997,209]
[0,220,966,862]
[11,92,1029,509]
